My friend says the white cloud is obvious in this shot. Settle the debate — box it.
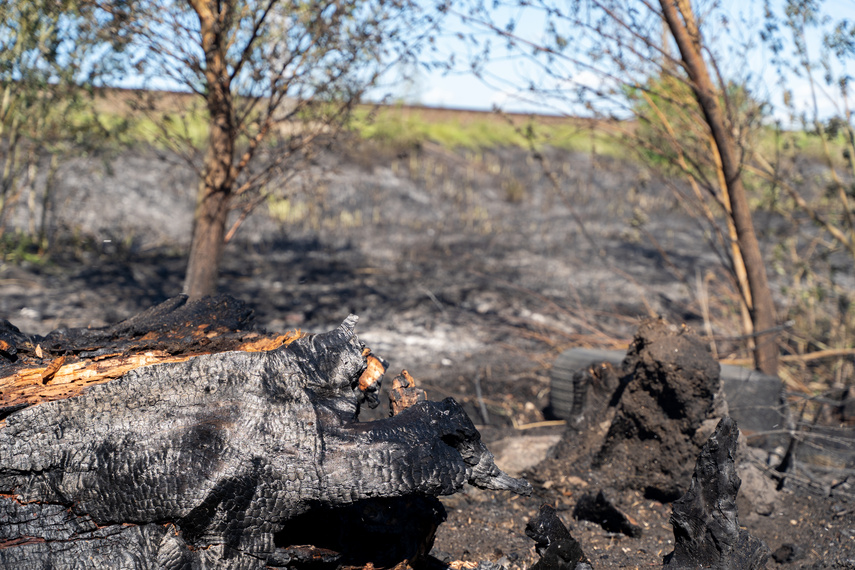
[489,88,543,110]
[488,89,515,108]
[421,87,456,107]
[566,70,602,90]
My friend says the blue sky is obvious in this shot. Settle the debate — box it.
[389,0,855,121]
[118,0,855,122]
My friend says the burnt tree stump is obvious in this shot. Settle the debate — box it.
[0,296,530,569]
[592,318,725,501]
[664,416,770,569]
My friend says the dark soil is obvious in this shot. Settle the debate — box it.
[1,138,854,568]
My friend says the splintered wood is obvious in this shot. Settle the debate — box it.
[359,350,386,393]
[2,352,194,417]
[1,333,304,415]
[0,296,305,423]
[389,370,427,416]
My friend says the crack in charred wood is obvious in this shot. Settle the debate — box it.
[0,537,46,550]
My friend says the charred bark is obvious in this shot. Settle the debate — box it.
[0,295,529,569]
[664,416,770,569]
[525,504,590,570]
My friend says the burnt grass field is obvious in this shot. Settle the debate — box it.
[1,131,854,568]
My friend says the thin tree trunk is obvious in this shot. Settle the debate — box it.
[1,114,20,198]
[0,124,22,235]
[660,0,779,375]
[709,132,755,351]
[184,179,231,298]
[183,0,236,300]
[25,146,38,237]
[37,152,59,250]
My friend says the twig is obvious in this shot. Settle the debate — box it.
[722,346,855,367]
[696,268,718,360]
[418,286,446,317]
[474,368,490,425]
[513,420,567,430]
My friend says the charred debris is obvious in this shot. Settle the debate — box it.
[0,297,835,568]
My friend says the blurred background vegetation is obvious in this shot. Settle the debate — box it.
[1,0,853,404]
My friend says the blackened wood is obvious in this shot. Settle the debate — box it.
[0,296,299,415]
[525,504,590,570]
[0,297,530,568]
[664,416,770,569]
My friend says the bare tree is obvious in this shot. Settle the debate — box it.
[658,0,778,374]
[99,0,426,298]
[445,0,781,374]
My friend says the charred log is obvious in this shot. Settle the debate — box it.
[0,296,304,417]
[0,296,529,569]
[1,295,254,361]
